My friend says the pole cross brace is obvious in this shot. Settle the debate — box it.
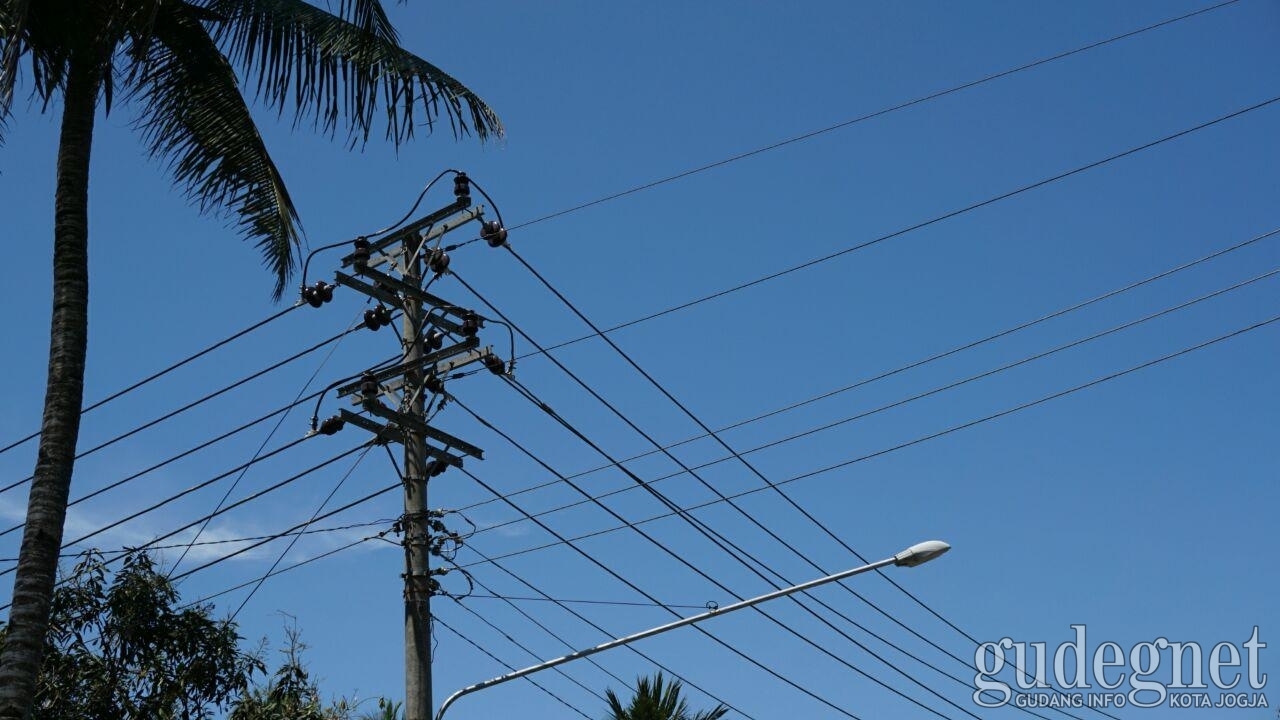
[340,200,471,268]
[334,338,480,399]
[336,410,467,466]
[362,402,484,460]
[349,265,471,334]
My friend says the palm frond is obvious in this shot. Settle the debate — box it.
[0,0,32,135]
[203,0,501,148]
[338,0,397,46]
[133,0,301,298]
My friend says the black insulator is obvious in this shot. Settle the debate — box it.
[482,353,506,376]
[426,460,449,478]
[359,373,379,401]
[303,281,333,308]
[480,220,508,248]
[424,328,445,352]
[318,416,345,436]
[427,248,451,275]
[363,304,392,331]
[459,311,482,337]
[351,238,371,266]
[424,375,445,395]
[453,173,471,204]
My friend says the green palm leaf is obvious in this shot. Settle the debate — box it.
[132,0,302,297]
[205,0,502,147]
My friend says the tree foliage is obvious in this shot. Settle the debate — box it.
[603,673,729,720]
[0,551,396,720]
[0,551,262,720]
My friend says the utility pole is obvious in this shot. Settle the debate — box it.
[402,231,432,720]
[315,172,500,720]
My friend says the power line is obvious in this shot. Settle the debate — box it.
[514,95,1280,361]
[476,381,982,720]
[0,444,373,612]
[452,273,1017,718]
[169,470,396,584]
[509,0,1242,234]
[504,249,1280,718]
[230,444,375,618]
[471,265,1277,541]
[433,614,595,720]
[447,597,610,709]
[466,593,709,611]
[182,516,397,607]
[453,464,862,718]
[462,225,1279,514]
[0,303,301,458]
[449,267,1279,714]
[0,391,323,540]
[21,435,314,565]
[464,544,756,720]
[460,313,1280,570]
[171,308,366,577]
[0,322,360,497]
[457,386,971,720]
[0,519,392,563]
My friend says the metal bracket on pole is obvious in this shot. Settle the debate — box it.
[337,409,466,466]
[334,338,481,399]
[363,402,484,460]
[341,201,471,267]
[349,265,471,331]
[333,271,405,309]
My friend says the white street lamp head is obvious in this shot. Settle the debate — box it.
[893,540,951,568]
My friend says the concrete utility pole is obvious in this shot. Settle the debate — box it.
[402,235,432,720]
[324,173,496,720]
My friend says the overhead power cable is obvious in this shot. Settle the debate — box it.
[465,544,758,720]
[0,389,327,540]
[11,435,314,568]
[510,0,1242,233]
[183,518,397,608]
[469,384,987,720]
[466,226,1279,514]
[504,254,1280,718]
[0,323,361,497]
[433,614,595,720]
[466,593,708,611]
[168,472,397,585]
[454,464,861,718]
[457,573,660,705]
[447,597,610,710]
[516,95,1280,361]
[451,266,1279,713]
[454,311,1278,716]
[229,444,375,618]
[454,274,1034,719]
[0,443,371,611]
[171,308,368,577]
[0,519,391,563]
[475,265,1279,541]
[461,314,1280,570]
[0,303,300,458]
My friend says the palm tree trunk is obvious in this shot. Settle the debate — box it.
[0,55,97,720]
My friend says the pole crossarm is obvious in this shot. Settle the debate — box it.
[334,338,481,399]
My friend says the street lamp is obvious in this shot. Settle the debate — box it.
[435,540,951,719]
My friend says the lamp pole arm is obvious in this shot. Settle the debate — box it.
[436,552,911,719]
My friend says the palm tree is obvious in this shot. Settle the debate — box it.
[604,673,730,720]
[0,1,500,716]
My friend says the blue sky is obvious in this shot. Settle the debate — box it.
[1,1,1278,718]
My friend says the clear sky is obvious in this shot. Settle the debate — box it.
[1,1,1277,718]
